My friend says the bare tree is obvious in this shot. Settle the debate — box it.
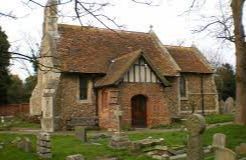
[186,0,246,125]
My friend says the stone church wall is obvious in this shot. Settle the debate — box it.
[57,74,97,130]
[180,73,219,114]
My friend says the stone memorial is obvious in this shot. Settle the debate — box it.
[212,133,226,148]
[17,137,32,152]
[37,132,52,158]
[109,105,131,149]
[185,114,206,160]
[235,143,246,155]
[219,100,225,114]
[66,154,84,160]
[75,126,87,142]
[224,97,235,114]
[212,133,236,160]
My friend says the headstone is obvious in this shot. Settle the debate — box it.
[224,97,235,114]
[185,114,206,160]
[109,105,130,149]
[37,132,52,158]
[235,143,246,154]
[212,133,226,148]
[17,137,32,152]
[212,133,236,160]
[219,100,225,114]
[1,116,4,123]
[66,154,84,160]
[75,126,87,142]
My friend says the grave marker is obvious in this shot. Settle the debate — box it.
[75,126,87,142]
[185,114,206,160]
[37,132,52,158]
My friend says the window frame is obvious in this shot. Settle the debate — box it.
[78,76,92,103]
[180,75,188,100]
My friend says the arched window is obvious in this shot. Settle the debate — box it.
[180,75,186,97]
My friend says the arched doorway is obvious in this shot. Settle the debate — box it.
[131,95,147,127]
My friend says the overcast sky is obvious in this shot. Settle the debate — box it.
[0,0,235,80]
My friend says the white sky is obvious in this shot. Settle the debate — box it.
[0,0,236,80]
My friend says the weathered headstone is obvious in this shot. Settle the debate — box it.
[1,116,4,123]
[66,154,84,160]
[75,126,87,142]
[212,133,226,148]
[212,133,236,160]
[219,100,225,114]
[37,132,52,158]
[235,143,246,155]
[17,137,32,152]
[109,105,130,149]
[224,97,235,114]
[185,114,206,160]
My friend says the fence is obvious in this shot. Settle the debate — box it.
[0,103,29,116]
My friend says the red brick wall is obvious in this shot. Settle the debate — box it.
[0,103,29,116]
[118,83,171,128]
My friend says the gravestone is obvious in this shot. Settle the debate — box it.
[185,114,206,160]
[17,137,32,152]
[109,105,130,149]
[224,97,235,114]
[75,126,87,142]
[1,116,4,123]
[212,133,226,148]
[212,133,236,160]
[235,143,246,155]
[37,132,52,158]
[66,154,84,160]
[219,100,225,114]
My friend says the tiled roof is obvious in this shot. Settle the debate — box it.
[57,24,179,76]
[166,46,214,73]
[95,50,170,87]
[95,50,142,87]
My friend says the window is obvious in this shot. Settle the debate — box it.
[180,75,186,97]
[79,77,88,100]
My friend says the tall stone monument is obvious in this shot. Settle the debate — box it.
[109,105,130,149]
[185,114,206,160]
[30,0,60,132]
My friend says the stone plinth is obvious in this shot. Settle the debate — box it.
[37,132,52,159]
[109,132,131,149]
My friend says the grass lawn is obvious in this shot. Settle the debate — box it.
[0,117,40,131]
[0,124,245,160]
[205,114,234,124]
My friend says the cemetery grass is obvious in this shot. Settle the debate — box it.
[0,124,245,160]
[205,114,234,124]
[0,117,40,131]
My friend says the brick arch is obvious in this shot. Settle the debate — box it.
[131,94,148,128]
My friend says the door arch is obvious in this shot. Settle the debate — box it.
[131,95,147,127]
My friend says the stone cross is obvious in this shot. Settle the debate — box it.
[114,105,123,133]
[212,133,236,160]
[185,114,206,160]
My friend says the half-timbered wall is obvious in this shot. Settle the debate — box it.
[123,57,160,83]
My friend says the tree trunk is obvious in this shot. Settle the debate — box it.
[231,0,246,125]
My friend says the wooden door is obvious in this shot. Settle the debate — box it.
[131,95,147,127]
